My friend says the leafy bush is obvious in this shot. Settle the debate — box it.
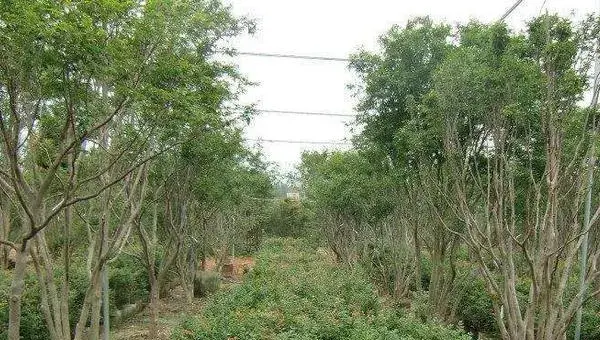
[193,271,220,297]
[411,291,431,323]
[0,270,48,340]
[568,299,600,340]
[65,261,91,330]
[264,199,313,238]
[565,275,600,340]
[109,256,149,308]
[172,238,468,340]
[456,275,497,337]
[0,259,128,340]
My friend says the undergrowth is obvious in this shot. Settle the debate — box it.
[172,238,468,340]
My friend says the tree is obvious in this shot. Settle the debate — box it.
[434,16,600,339]
[349,17,463,319]
[300,151,415,299]
[0,0,253,339]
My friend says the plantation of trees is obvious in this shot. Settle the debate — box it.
[1,1,600,340]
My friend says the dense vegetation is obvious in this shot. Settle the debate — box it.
[0,1,271,339]
[173,238,468,340]
[1,1,600,340]
[301,14,600,340]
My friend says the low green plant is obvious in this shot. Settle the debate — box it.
[565,275,600,340]
[0,259,125,340]
[193,270,220,297]
[455,275,497,338]
[109,255,149,308]
[264,199,313,238]
[172,238,468,340]
[0,270,48,340]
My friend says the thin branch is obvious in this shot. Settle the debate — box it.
[26,145,176,241]
[0,239,17,250]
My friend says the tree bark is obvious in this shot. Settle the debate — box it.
[137,197,160,338]
[0,192,10,269]
[413,224,422,292]
[148,272,160,338]
[8,243,28,340]
[88,279,103,340]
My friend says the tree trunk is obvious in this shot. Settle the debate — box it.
[148,274,159,338]
[59,206,72,340]
[101,265,110,340]
[72,265,102,340]
[413,225,422,292]
[8,243,28,340]
[31,233,75,340]
[137,197,161,338]
[0,193,10,269]
[89,279,103,340]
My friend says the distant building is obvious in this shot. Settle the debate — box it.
[286,192,300,200]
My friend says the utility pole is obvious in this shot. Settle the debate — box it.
[575,128,596,340]
[574,3,600,337]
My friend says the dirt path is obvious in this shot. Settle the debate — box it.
[111,286,202,340]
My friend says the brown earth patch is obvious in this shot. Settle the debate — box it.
[203,256,256,280]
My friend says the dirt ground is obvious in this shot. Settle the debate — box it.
[112,256,255,340]
[203,256,256,280]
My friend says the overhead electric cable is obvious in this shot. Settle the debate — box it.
[257,109,355,118]
[219,50,350,62]
[499,0,526,21]
[245,138,350,146]
[538,0,549,14]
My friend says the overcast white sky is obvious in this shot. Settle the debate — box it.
[222,0,598,173]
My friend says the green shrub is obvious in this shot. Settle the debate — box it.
[567,300,600,340]
[411,291,431,323]
[0,259,114,340]
[418,255,432,291]
[565,276,600,340]
[193,271,220,297]
[456,275,497,337]
[172,238,468,340]
[0,270,49,340]
[109,256,149,308]
[0,255,150,339]
[65,261,91,330]
[264,199,312,238]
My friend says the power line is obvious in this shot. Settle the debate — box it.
[257,109,356,118]
[538,0,549,14]
[245,138,351,146]
[220,50,350,62]
[499,0,526,22]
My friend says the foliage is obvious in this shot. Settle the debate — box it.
[567,299,600,340]
[349,17,451,165]
[455,276,498,337]
[263,199,313,238]
[172,238,468,340]
[0,0,268,338]
[109,256,150,308]
[0,271,47,340]
[301,151,394,225]
[278,11,600,340]
[0,259,146,339]
[193,271,220,298]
